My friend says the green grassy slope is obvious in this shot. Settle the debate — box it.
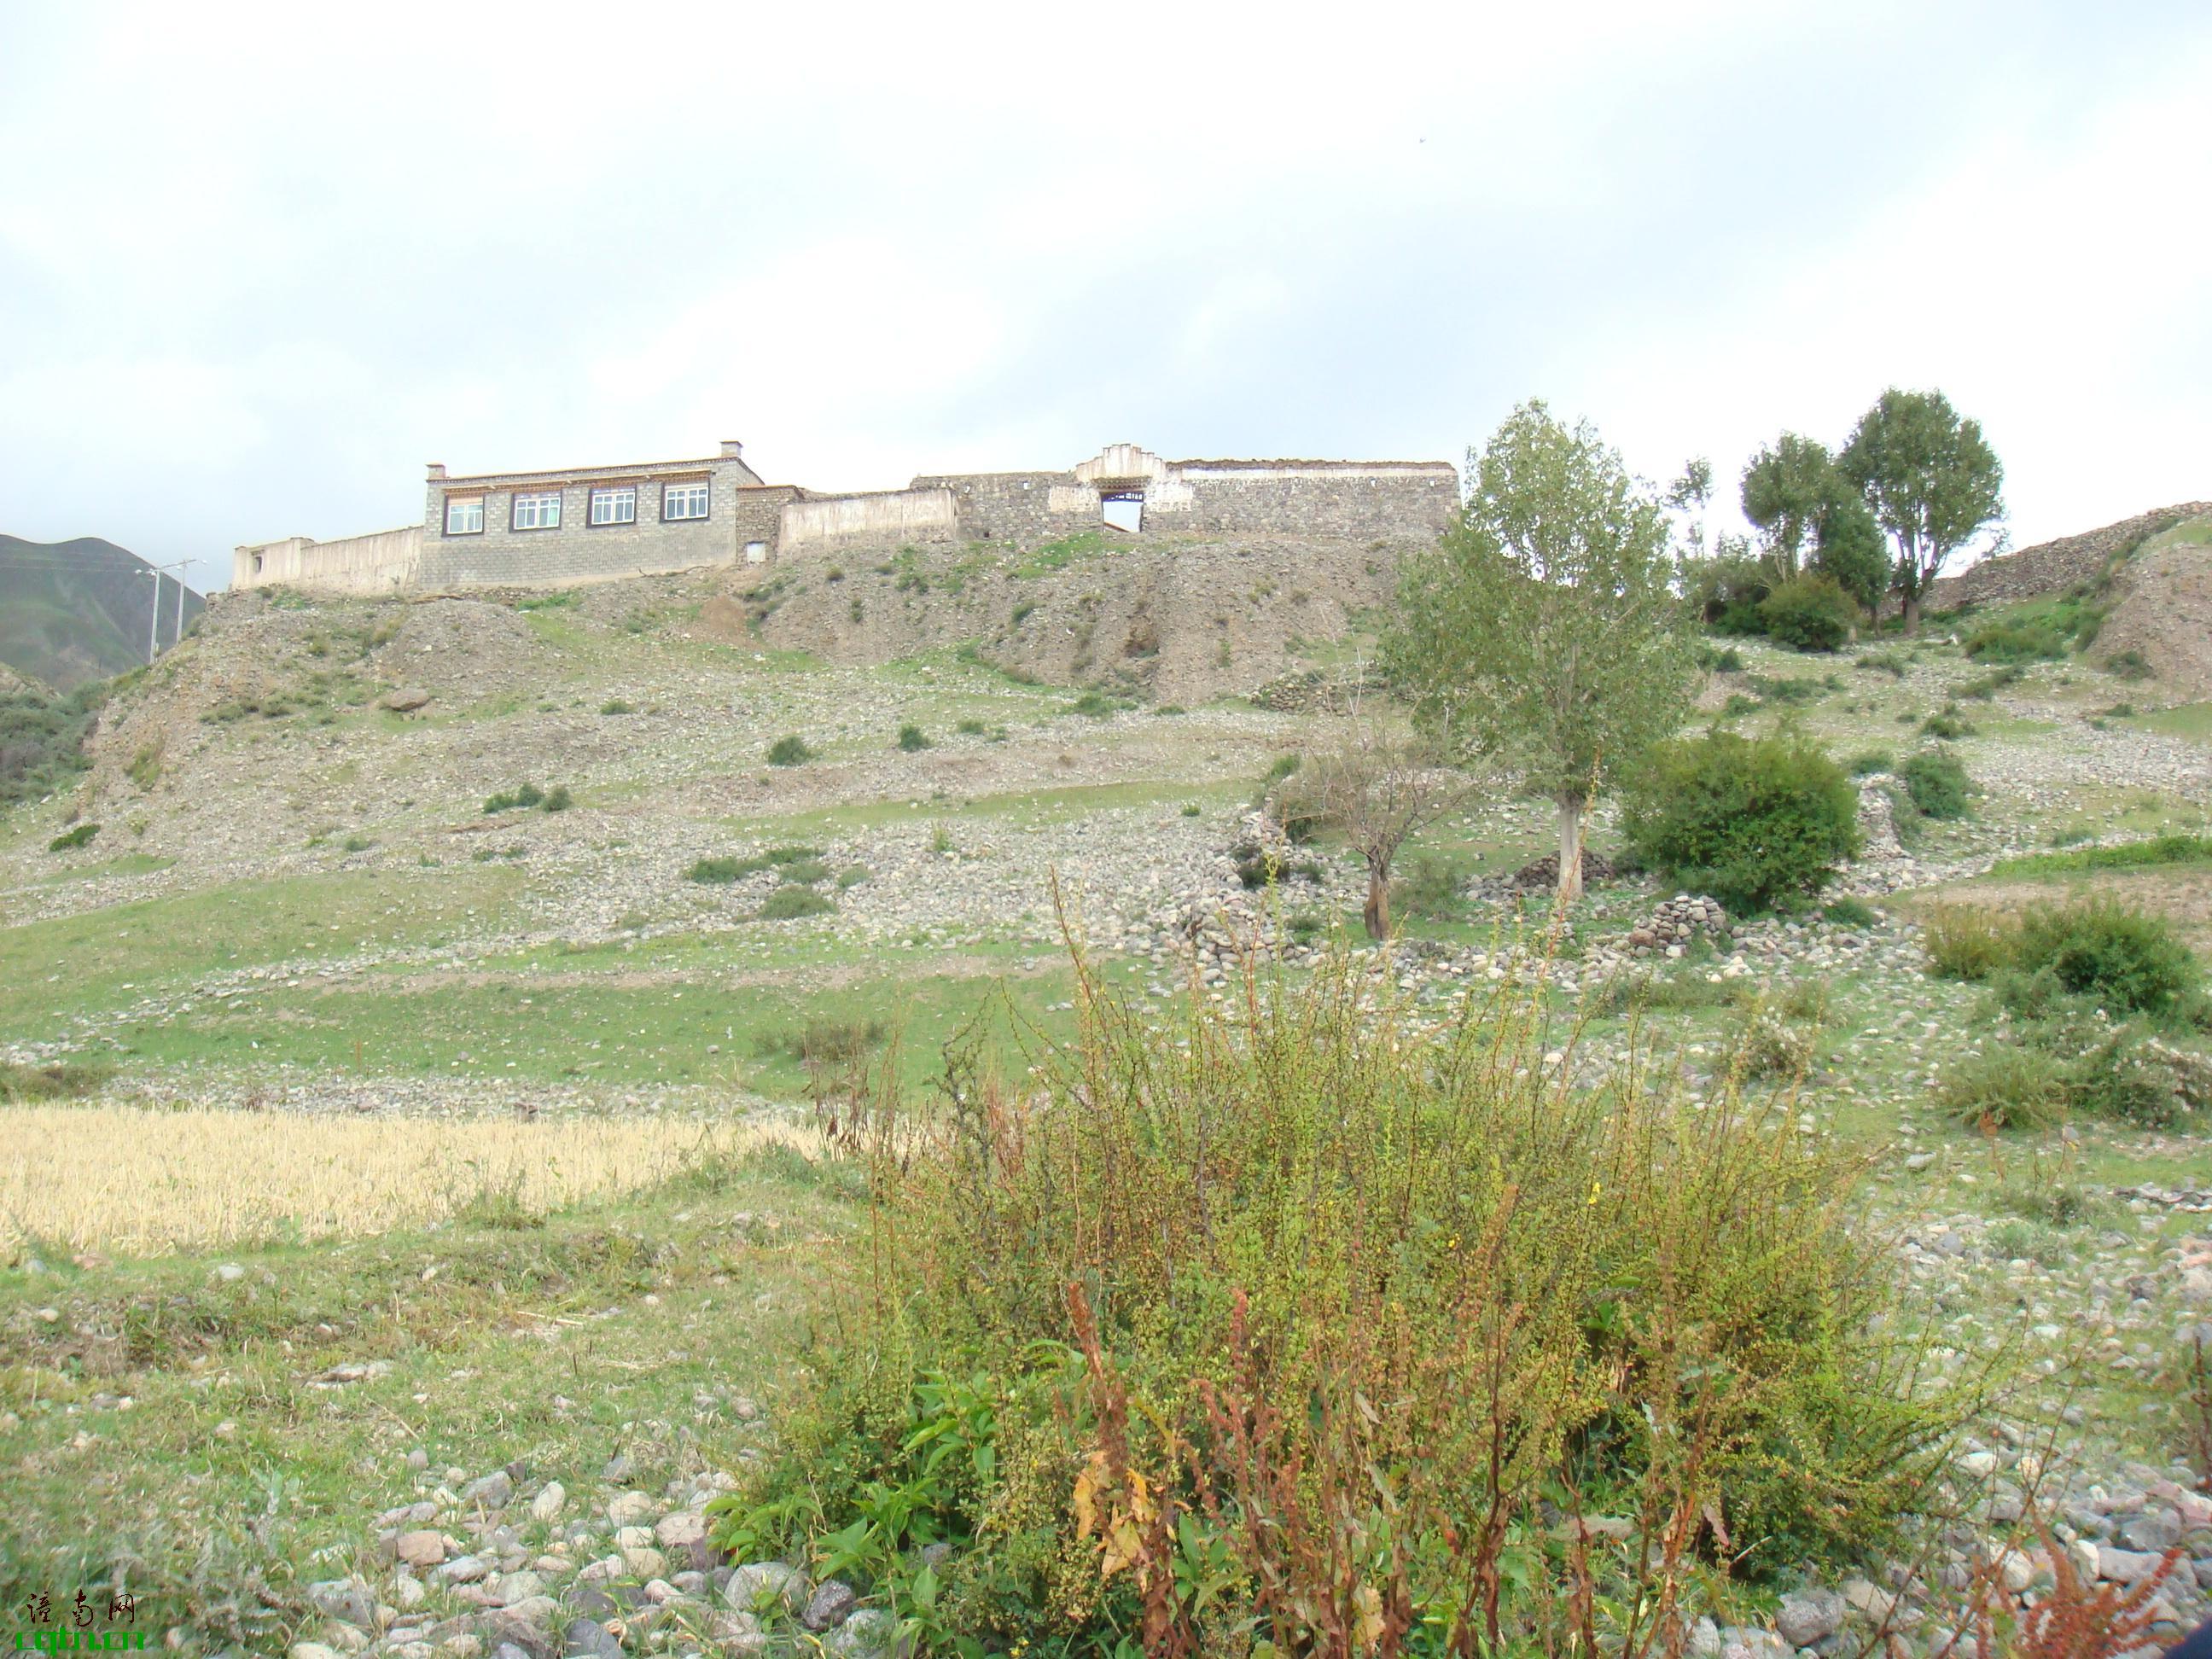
[0,535,206,690]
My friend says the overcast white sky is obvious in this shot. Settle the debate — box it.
[3,2,2208,593]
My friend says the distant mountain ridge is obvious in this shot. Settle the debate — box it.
[0,535,206,692]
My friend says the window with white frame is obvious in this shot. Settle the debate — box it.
[512,489,562,530]
[588,486,637,527]
[662,482,710,521]
[445,497,485,535]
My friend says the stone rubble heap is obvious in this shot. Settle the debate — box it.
[1623,894,1731,958]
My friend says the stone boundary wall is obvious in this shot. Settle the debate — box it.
[232,527,423,595]
[908,472,1098,545]
[1929,503,2212,610]
[778,488,959,552]
[1161,463,1459,539]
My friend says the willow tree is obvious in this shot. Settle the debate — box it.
[1385,401,1696,903]
[1838,387,2005,634]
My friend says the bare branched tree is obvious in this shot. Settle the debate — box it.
[1296,679,1476,940]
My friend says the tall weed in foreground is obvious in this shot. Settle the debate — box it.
[717,917,1991,1656]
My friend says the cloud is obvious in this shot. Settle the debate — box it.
[0,0,2207,591]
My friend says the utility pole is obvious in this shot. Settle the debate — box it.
[145,561,193,662]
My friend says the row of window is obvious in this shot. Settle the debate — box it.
[443,481,712,536]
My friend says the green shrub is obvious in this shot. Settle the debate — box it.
[1937,1045,2073,1131]
[1988,833,2212,879]
[0,1059,113,1102]
[691,844,823,884]
[46,822,99,852]
[540,784,573,813]
[1390,850,1468,920]
[2014,897,2199,1015]
[1898,750,1972,818]
[1068,690,1121,719]
[955,719,987,736]
[600,699,633,715]
[713,951,1979,1643]
[1854,650,1909,679]
[1759,573,1859,652]
[1823,896,1879,928]
[483,782,544,813]
[1,687,105,808]
[1741,672,1825,704]
[1732,1008,1816,1078]
[2104,649,2152,680]
[1845,749,1894,777]
[897,724,931,752]
[1965,618,2066,664]
[1696,643,1745,672]
[1686,554,1772,634]
[1919,707,1974,739]
[775,858,831,886]
[754,1016,887,1066]
[758,885,834,921]
[835,864,871,889]
[1922,905,2014,980]
[1179,803,1200,818]
[2069,1027,2212,1126]
[766,735,813,766]
[1620,731,1860,914]
[1953,665,2023,701]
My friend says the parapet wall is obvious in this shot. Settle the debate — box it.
[779,488,960,552]
[233,527,424,595]
[787,445,1461,555]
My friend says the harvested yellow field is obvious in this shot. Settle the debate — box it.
[0,1104,817,1257]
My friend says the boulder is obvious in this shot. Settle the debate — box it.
[381,686,433,713]
[1775,1589,1845,1648]
[802,1578,859,1630]
[396,1530,447,1569]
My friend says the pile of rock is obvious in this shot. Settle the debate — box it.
[1623,894,1729,958]
[1510,849,1615,890]
[284,1447,900,1659]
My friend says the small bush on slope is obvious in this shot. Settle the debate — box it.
[1620,730,1860,913]
[712,950,1984,1651]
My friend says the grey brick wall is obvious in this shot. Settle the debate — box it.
[416,455,777,589]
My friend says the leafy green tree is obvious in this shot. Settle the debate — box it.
[1838,388,2005,633]
[1739,433,1836,579]
[1812,492,1889,614]
[1386,401,1697,901]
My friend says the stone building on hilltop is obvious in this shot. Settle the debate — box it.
[231,441,1458,596]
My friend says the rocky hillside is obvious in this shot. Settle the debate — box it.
[2098,519,2212,696]
[738,530,1411,705]
[1929,503,2211,610]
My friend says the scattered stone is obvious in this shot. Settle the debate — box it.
[560,1620,622,1659]
[530,1481,567,1524]
[829,1609,899,1656]
[306,1578,375,1627]
[725,1560,808,1615]
[396,1530,447,1569]
[463,1470,516,1509]
[653,1510,707,1551]
[801,1578,859,1630]
[381,687,433,713]
[605,1490,655,1527]
[1774,1589,1844,1648]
